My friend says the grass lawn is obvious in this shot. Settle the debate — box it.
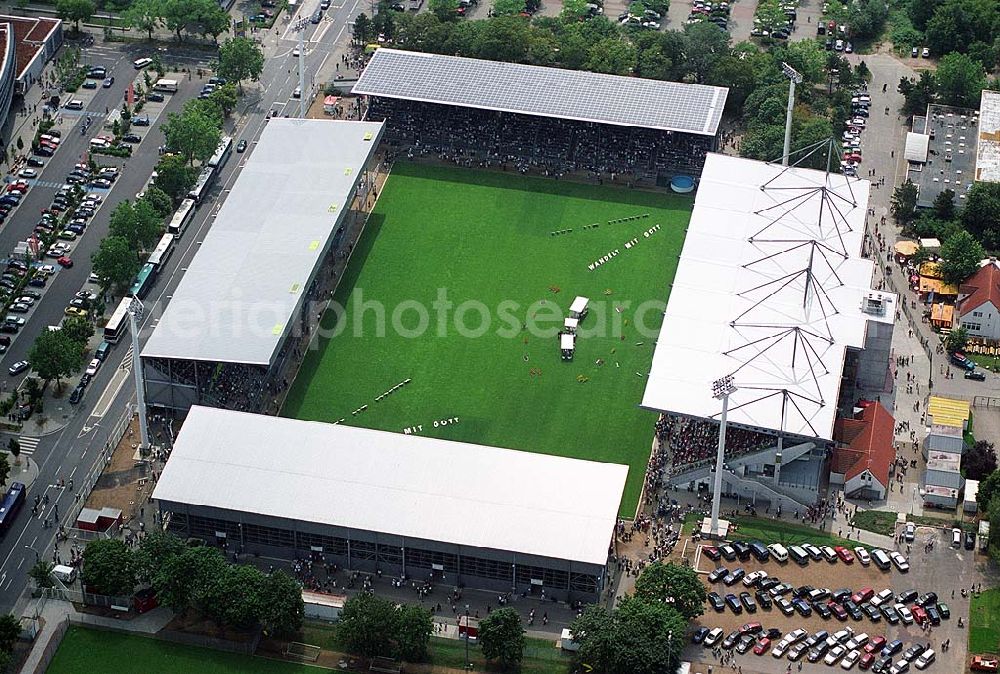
[971,588,1000,654]
[851,510,896,536]
[682,513,854,548]
[283,163,692,515]
[46,626,324,673]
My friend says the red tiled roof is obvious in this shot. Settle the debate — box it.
[959,263,1000,316]
[832,402,895,489]
[0,16,60,80]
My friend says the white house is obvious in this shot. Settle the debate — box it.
[957,261,1000,340]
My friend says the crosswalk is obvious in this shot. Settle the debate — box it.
[31,180,64,189]
[17,435,39,457]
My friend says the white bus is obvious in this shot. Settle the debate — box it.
[153,78,179,93]
[103,297,132,344]
[147,233,176,269]
[187,167,215,204]
[207,135,233,169]
[167,199,197,237]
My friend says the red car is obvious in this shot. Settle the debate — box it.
[703,546,721,561]
[56,255,72,268]
[864,635,886,654]
[739,622,763,635]
[972,656,1000,672]
[852,587,874,604]
[753,637,771,655]
[859,652,875,670]
[828,601,848,621]
[834,546,854,564]
[912,605,928,625]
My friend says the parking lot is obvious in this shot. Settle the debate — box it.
[683,526,980,674]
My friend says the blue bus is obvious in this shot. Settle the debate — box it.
[130,263,156,299]
[0,482,26,534]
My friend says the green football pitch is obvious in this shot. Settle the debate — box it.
[46,626,324,673]
[283,164,692,515]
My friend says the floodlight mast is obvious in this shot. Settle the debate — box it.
[780,62,803,167]
[127,296,150,453]
[291,17,311,118]
[710,375,738,536]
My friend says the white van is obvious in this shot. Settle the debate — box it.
[133,57,153,69]
[52,564,77,583]
[952,528,962,548]
[65,99,84,110]
[768,543,789,563]
[871,548,891,570]
[89,138,110,149]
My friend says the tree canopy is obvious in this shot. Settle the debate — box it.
[570,597,686,674]
[479,607,525,668]
[82,539,135,597]
[27,329,84,394]
[939,230,985,286]
[218,38,265,92]
[632,561,707,620]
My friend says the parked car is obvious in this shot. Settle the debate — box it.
[8,360,28,375]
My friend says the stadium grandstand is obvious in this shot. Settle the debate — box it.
[640,153,896,509]
[140,119,384,414]
[153,406,628,603]
[352,48,728,187]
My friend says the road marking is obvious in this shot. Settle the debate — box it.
[91,364,130,420]
[16,436,39,456]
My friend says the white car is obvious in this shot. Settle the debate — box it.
[17,168,38,179]
[743,570,768,587]
[84,193,103,203]
[292,47,301,57]
[15,296,35,306]
[704,627,724,647]
[914,649,935,669]
[825,645,847,665]
[921,47,930,58]
[36,264,56,275]
[133,57,153,69]
[854,547,871,565]
[841,649,862,670]
[828,627,855,648]
[85,358,100,376]
[771,640,791,658]
[895,603,913,624]
[845,633,869,650]
[890,551,910,572]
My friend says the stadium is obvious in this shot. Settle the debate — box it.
[147,52,898,598]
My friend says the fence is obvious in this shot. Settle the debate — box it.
[27,614,69,674]
[64,613,262,655]
[973,396,1000,409]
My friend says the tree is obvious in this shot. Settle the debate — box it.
[6,439,18,465]
[898,71,937,116]
[61,316,94,349]
[82,539,135,597]
[193,0,229,42]
[493,0,526,15]
[162,107,222,165]
[891,180,919,225]
[56,0,95,31]
[570,597,686,674]
[683,22,729,84]
[394,604,433,662]
[633,561,706,620]
[429,0,459,21]
[338,593,397,657]
[0,614,19,655]
[560,0,591,20]
[162,0,194,41]
[123,0,162,39]
[935,52,988,108]
[258,570,304,637]
[28,560,54,589]
[977,469,1000,512]
[939,230,985,286]
[585,38,637,75]
[153,154,199,203]
[353,13,372,44]
[961,181,1000,250]
[944,325,969,354]
[217,37,265,93]
[140,186,174,219]
[933,188,956,221]
[27,329,84,394]
[478,607,524,669]
[133,530,186,584]
[213,564,265,629]
[152,545,227,613]
[92,236,140,292]
[208,84,239,118]
[963,440,998,480]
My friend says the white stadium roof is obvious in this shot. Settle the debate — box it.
[153,407,628,566]
[141,119,384,366]
[642,153,880,441]
[352,48,728,136]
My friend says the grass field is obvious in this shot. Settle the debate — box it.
[681,513,855,548]
[283,164,692,514]
[46,626,324,673]
[971,588,1000,654]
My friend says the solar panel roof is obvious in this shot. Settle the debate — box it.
[352,48,728,136]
